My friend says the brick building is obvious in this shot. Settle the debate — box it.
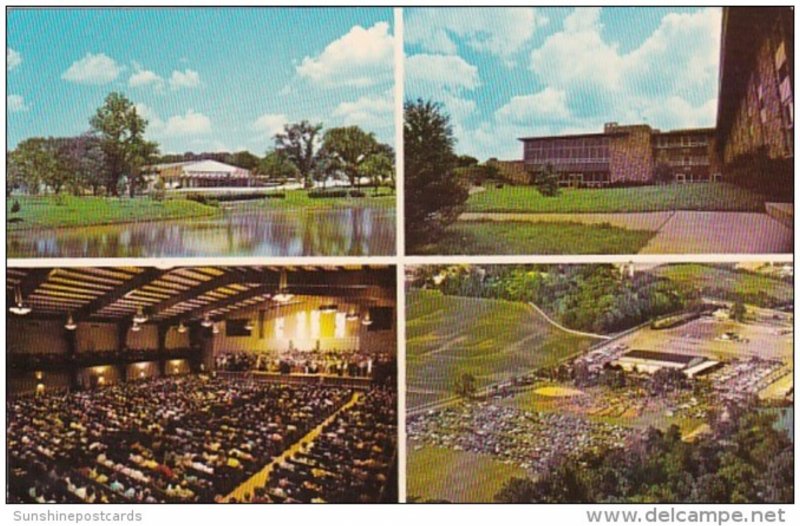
[716,7,793,165]
[520,123,720,187]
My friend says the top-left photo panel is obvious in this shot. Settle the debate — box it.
[6,7,397,259]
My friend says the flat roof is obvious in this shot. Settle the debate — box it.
[518,131,625,142]
[655,127,716,136]
[621,350,698,365]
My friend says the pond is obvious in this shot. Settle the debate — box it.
[6,203,395,258]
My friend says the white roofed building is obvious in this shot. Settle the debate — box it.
[144,160,254,190]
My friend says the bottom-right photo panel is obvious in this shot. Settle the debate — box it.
[405,262,794,504]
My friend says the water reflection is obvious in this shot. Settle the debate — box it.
[7,203,395,257]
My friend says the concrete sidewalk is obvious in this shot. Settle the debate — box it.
[459,210,792,254]
[640,211,793,254]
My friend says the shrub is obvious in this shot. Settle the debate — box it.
[724,146,793,200]
[535,164,560,197]
[10,199,20,214]
[308,189,348,198]
[349,190,366,198]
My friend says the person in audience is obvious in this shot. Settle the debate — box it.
[7,374,396,504]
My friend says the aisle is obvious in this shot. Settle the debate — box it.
[224,391,362,502]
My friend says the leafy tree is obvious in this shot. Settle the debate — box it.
[456,154,479,167]
[258,150,300,182]
[320,126,386,189]
[8,137,68,195]
[152,177,167,201]
[535,163,560,197]
[453,372,477,398]
[57,134,108,196]
[654,162,673,184]
[730,299,747,322]
[231,150,260,171]
[404,99,468,251]
[273,120,323,189]
[89,92,152,196]
[126,139,159,197]
[360,151,394,195]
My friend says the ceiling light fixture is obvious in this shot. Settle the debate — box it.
[201,315,213,328]
[64,312,77,331]
[133,306,148,324]
[9,285,32,315]
[273,269,294,303]
[361,310,373,326]
[177,321,187,334]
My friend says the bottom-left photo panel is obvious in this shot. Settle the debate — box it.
[7,264,398,504]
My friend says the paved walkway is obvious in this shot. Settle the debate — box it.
[459,210,792,254]
[640,211,793,254]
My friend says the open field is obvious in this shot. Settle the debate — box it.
[407,443,527,503]
[6,191,394,231]
[649,264,793,306]
[262,190,395,211]
[418,220,655,255]
[406,289,593,409]
[7,195,218,231]
[465,183,768,214]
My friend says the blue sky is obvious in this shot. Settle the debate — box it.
[7,8,394,153]
[405,7,723,160]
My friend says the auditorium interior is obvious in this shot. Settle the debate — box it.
[7,264,398,504]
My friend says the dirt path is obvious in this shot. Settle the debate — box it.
[526,302,610,340]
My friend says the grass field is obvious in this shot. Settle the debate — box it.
[263,190,395,210]
[649,264,793,306]
[7,195,218,230]
[406,289,593,409]
[407,443,527,503]
[418,220,655,255]
[466,183,767,214]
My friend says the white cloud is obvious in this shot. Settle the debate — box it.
[162,109,211,136]
[7,94,28,112]
[7,48,21,70]
[129,62,164,89]
[251,113,288,141]
[530,8,622,93]
[137,104,210,138]
[528,7,721,129]
[406,54,480,92]
[134,103,164,128]
[455,8,722,160]
[495,88,570,126]
[62,52,122,85]
[406,8,548,64]
[169,69,201,90]
[333,92,393,130]
[296,22,393,87]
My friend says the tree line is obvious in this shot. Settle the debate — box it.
[8,92,394,197]
[495,409,793,503]
[410,264,694,335]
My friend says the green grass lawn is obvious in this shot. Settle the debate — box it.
[406,289,593,408]
[418,220,655,255]
[466,183,767,214]
[649,263,794,307]
[407,443,527,503]
[7,195,219,231]
[263,189,396,211]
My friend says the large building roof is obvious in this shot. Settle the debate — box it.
[146,160,251,177]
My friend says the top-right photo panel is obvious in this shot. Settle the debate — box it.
[404,7,793,256]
